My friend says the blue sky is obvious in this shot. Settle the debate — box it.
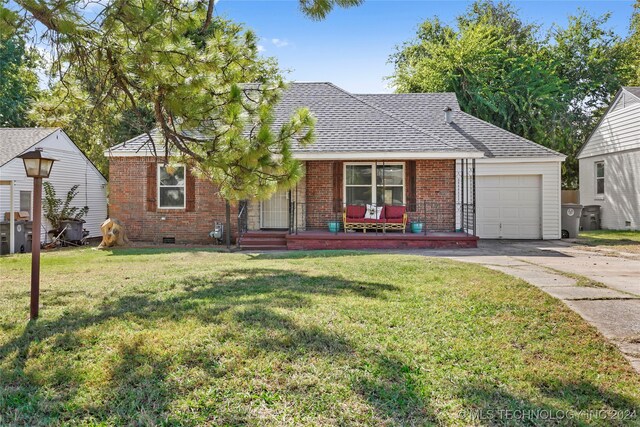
[215,0,636,93]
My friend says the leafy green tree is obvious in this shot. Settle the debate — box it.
[390,2,566,159]
[31,82,155,176]
[547,11,634,187]
[628,0,640,85]
[0,0,349,202]
[0,33,40,126]
[390,0,637,188]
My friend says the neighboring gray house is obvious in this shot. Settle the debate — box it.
[0,128,108,245]
[578,87,640,230]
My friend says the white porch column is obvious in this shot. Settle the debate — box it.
[9,181,14,254]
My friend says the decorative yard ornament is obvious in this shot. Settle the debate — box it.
[98,218,130,249]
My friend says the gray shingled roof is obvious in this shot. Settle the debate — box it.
[107,82,564,158]
[623,86,640,99]
[273,83,459,153]
[0,128,59,167]
[358,94,562,158]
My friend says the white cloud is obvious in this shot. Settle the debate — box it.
[257,44,266,53]
[271,38,290,48]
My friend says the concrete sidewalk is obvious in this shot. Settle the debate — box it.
[410,240,640,373]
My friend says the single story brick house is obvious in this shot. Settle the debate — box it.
[105,82,565,249]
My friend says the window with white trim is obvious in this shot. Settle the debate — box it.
[344,163,405,206]
[595,161,604,196]
[20,191,31,219]
[158,164,186,208]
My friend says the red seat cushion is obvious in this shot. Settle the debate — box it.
[385,217,404,224]
[345,205,366,219]
[385,205,406,219]
[363,218,385,224]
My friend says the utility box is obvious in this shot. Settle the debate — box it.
[561,204,583,239]
[580,205,601,231]
[0,220,32,255]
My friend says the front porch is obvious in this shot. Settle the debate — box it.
[238,158,478,250]
[239,230,478,250]
[286,230,477,250]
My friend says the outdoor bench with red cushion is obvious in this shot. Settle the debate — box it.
[343,205,408,233]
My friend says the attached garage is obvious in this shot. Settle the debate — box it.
[475,159,563,240]
[477,175,542,239]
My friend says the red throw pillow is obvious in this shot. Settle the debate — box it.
[346,205,366,219]
[385,205,405,219]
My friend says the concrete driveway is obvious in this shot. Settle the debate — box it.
[411,240,640,373]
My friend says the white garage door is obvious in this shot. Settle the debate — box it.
[477,175,542,239]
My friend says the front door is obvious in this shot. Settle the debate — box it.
[261,190,290,229]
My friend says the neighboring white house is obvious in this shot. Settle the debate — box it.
[578,87,640,230]
[0,128,108,246]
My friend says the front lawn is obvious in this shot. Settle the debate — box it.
[578,230,640,254]
[1,249,639,426]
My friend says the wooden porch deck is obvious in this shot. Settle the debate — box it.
[240,230,478,250]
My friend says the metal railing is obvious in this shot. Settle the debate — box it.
[289,200,476,236]
[237,200,248,237]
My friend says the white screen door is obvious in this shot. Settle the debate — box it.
[261,190,289,229]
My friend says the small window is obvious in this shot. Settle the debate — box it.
[158,164,186,209]
[595,162,604,196]
[20,191,31,219]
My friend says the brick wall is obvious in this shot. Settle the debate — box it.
[414,159,455,231]
[304,161,339,228]
[109,157,236,244]
[304,159,456,231]
[109,157,457,242]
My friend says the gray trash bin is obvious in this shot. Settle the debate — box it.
[0,220,30,254]
[580,205,601,231]
[561,204,583,238]
[24,221,33,252]
[60,220,86,244]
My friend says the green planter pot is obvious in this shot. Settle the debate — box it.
[327,221,341,233]
[410,222,424,233]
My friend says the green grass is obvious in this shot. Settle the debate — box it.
[578,230,640,254]
[1,248,639,426]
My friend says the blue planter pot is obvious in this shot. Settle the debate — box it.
[410,222,424,233]
[328,221,341,233]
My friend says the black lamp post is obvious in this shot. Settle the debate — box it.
[19,148,56,320]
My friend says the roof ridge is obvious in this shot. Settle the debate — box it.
[323,83,463,151]
[356,92,457,96]
[456,111,564,157]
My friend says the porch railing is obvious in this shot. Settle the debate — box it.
[289,200,476,236]
[237,200,248,238]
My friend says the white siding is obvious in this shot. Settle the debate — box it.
[579,102,640,159]
[0,130,107,242]
[579,149,640,230]
[475,160,562,239]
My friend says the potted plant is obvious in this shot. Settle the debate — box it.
[410,222,424,233]
[43,182,89,243]
[327,220,341,233]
